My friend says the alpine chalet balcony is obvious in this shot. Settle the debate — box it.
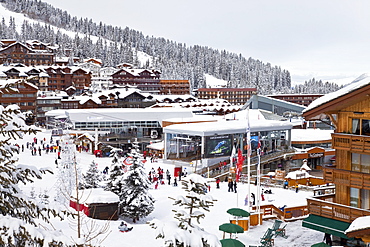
[332,133,370,153]
[324,167,370,190]
[307,197,370,223]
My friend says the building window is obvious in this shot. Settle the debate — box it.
[352,118,370,135]
[350,187,360,207]
[350,187,370,209]
[351,153,370,173]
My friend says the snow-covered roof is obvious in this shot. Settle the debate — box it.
[70,188,119,204]
[46,108,194,124]
[291,129,333,142]
[345,215,370,234]
[164,118,293,136]
[304,73,370,113]
[285,170,312,179]
[147,141,164,150]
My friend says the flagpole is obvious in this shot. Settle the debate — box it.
[257,144,261,225]
[246,107,251,229]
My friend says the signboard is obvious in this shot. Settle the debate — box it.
[205,135,232,158]
[275,170,286,180]
[309,153,324,158]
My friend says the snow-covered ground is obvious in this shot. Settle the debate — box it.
[15,129,327,247]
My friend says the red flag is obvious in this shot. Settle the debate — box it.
[236,149,244,182]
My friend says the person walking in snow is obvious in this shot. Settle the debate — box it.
[244,196,249,206]
[233,181,237,193]
[228,179,234,192]
[251,193,256,205]
[216,177,220,189]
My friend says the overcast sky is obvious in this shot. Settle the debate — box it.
[42,0,370,85]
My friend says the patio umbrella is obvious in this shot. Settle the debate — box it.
[219,223,244,233]
[227,208,250,217]
[311,242,330,247]
[219,223,244,239]
[220,238,245,247]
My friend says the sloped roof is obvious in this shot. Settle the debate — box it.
[303,74,370,120]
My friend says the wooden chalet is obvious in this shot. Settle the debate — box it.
[0,79,38,115]
[111,68,161,93]
[302,75,370,245]
[0,41,54,66]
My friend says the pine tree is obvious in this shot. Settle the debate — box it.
[119,142,154,222]
[55,134,81,205]
[105,147,124,195]
[150,174,219,247]
[0,103,69,246]
[81,160,101,189]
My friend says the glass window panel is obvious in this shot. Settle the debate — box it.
[361,189,370,209]
[361,154,370,173]
[352,119,360,134]
[350,187,360,208]
[362,119,370,136]
[352,153,361,172]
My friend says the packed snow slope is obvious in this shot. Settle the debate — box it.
[15,129,324,247]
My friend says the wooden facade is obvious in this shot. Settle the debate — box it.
[0,79,38,114]
[111,68,161,93]
[303,80,370,242]
[0,42,54,66]
[159,80,190,95]
[197,88,257,105]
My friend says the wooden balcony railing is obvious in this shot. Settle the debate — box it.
[332,133,370,153]
[308,197,370,223]
[324,167,370,190]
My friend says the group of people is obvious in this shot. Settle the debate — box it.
[15,136,62,159]
[149,167,179,189]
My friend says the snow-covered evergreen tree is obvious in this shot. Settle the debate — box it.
[81,160,101,189]
[150,174,220,247]
[119,142,154,222]
[0,103,69,246]
[55,134,81,205]
[105,147,124,195]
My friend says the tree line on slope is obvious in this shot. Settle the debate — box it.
[1,0,341,95]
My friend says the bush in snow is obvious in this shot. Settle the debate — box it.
[150,174,220,247]
[118,142,154,222]
[0,104,71,246]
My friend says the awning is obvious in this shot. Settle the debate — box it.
[302,214,351,239]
